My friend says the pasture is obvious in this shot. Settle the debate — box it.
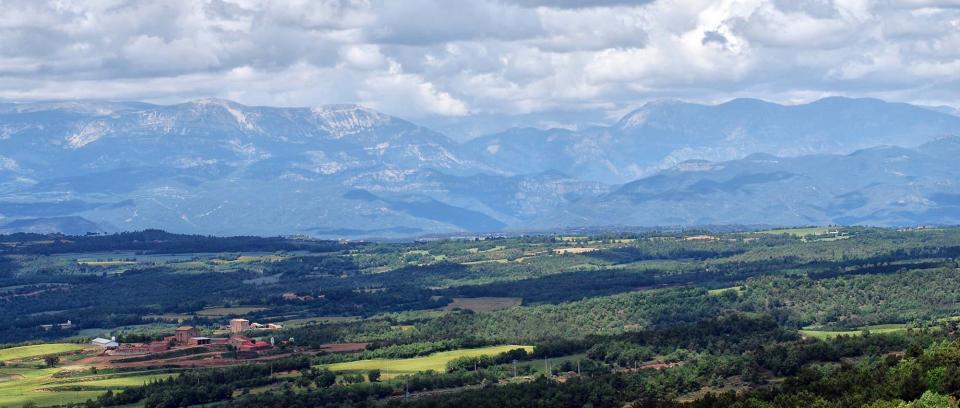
[799,323,909,339]
[0,344,88,362]
[0,365,172,407]
[323,345,533,379]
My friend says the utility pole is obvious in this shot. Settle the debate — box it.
[577,360,581,376]
[512,359,517,378]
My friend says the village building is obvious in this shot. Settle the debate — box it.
[91,337,119,350]
[229,318,250,334]
[175,326,200,345]
[188,336,212,346]
[228,335,271,352]
[41,320,74,331]
[148,341,170,353]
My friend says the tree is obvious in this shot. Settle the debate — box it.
[44,356,60,367]
[367,369,381,382]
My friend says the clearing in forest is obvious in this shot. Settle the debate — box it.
[799,323,908,339]
[323,345,533,379]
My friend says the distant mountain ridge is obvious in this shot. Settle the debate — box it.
[1,97,959,237]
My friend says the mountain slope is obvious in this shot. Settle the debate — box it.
[2,98,960,236]
[541,137,960,228]
[466,97,960,183]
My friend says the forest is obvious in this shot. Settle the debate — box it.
[2,226,960,407]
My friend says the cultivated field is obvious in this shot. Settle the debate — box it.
[0,365,172,407]
[323,345,533,379]
[195,306,268,317]
[0,344,88,362]
[799,323,909,339]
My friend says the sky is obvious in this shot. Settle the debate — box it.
[0,0,958,124]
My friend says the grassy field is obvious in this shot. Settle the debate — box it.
[799,323,909,339]
[516,353,587,375]
[0,364,176,407]
[0,344,88,362]
[46,373,175,390]
[446,297,523,312]
[196,306,268,317]
[323,345,533,379]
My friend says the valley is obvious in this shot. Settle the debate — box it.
[2,227,960,406]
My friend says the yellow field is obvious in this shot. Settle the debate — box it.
[0,344,88,362]
[323,345,533,378]
[195,306,268,317]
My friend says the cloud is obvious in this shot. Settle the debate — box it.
[0,0,957,119]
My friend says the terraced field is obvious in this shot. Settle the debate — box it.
[0,364,175,407]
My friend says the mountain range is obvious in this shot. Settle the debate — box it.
[1,97,959,237]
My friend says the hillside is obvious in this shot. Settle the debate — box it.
[1,98,959,236]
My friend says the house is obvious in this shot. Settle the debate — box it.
[228,335,271,352]
[281,292,299,301]
[148,341,170,353]
[229,318,250,334]
[188,337,211,346]
[91,337,119,350]
[41,320,74,331]
[175,326,200,345]
[239,340,271,352]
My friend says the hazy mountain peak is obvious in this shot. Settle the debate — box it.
[310,104,399,138]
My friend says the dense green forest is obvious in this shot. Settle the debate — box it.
[4,226,960,407]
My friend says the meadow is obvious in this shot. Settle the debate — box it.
[0,344,88,362]
[798,323,910,339]
[323,345,533,378]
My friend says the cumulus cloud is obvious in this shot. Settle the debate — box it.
[0,0,957,119]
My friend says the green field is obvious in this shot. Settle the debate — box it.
[0,344,88,362]
[0,365,173,407]
[799,323,909,339]
[516,353,587,375]
[323,345,533,379]
[196,306,268,317]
